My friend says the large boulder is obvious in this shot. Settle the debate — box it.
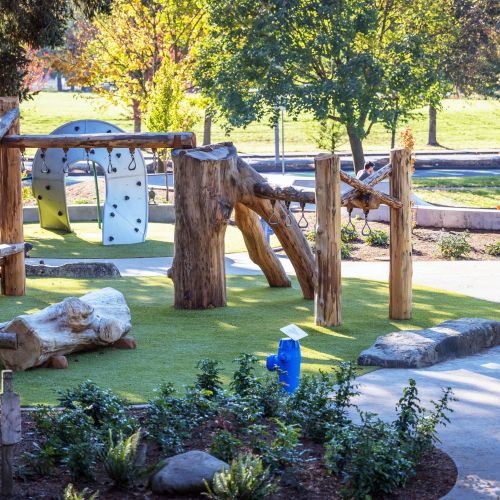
[26,262,121,278]
[150,450,229,495]
[358,318,500,368]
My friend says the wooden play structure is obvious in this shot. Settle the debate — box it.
[1,95,412,340]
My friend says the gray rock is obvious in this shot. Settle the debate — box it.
[26,262,121,278]
[150,450,228,495]
[358,318,500,368]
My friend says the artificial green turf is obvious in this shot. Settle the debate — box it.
[24,222,278,259]
[21,92,500,153]
[1,276,498,406]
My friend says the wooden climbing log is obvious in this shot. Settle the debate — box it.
[0,243,24,258]
[339,170,402,209]
[254,183,315,205]
[170,146,237,309]
[341,163,392,204]
[0,97,25,296]
[0,288,132,371]
[389,148,413,320]
[234,203,291,288]
[0,131,196,149]
[314,154,341,326]
[0,108,20,140]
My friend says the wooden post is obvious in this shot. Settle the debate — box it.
[389,148,412,319]
[0,370,21,498]
[314,154,341,326]
[0,97,25,296]
[170,146,238,309]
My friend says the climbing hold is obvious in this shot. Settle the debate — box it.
[116,153,121,158]
[37,195,42,200]
[106,129,112,133]
[136,181,142,186]
[45,185,51,190]
[110,212,115,217]
[136,218,141,223]
[125,195,130,200]
[58,211,63,216]
[113,204,117,209]
[90,149,95,154]
[74,126,80,131]
[109,236,114,242]
[134,228,139,232]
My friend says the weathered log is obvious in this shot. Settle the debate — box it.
[341,163,392,204]
[314,154,341,326]
[0,108,20,140]
[0,131,196,149]
[0,97,25,296]
[234,202,291,288]
[254,183,315,205]
[339,170,402,209]
[0,287,132,371]
[389,148,413,319]
[0,243,24,258]
[0,333,17,350]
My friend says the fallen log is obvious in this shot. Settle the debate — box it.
[0,287,132,371]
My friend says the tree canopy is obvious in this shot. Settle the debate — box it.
[196,0,458,170]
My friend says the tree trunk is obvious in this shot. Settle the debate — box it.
[234,203,291,288]
[347,125,365,173]
[427,104,438,146]
[56,73,63,91]
[203,110,212,145]
[132,100,141,133]
[0,288,132,371]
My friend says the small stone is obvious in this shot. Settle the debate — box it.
[113,337,137,349]
[150,450,228,495]
[47,355,68,369]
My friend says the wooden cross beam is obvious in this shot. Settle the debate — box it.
[341,163,392,205]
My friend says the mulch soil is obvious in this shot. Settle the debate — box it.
[13,408,457,500]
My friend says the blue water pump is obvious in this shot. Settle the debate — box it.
[266,324,308,393]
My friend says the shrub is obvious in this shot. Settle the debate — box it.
[63,484,98,500]
[365,229,389,247]
[341,224,358,243]
[437,231,471,259]
[196,359,224,397]
[341,242,353,259]
[211,430,242,463]
[64,440,100,481]
[486,240,500,257]
[101,429,144,486]
[231,354,258,397]
[204,453,278,500]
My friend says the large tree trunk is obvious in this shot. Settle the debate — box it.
[0,288,132,371]
[203,110,212,145]
[56,73,63,92]
[132,100,141,133]
[347,125,365,173]
[234,203,291,288]
[427,104,438,146]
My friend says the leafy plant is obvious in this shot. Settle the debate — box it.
[64,440,100,481]
[204,453,278,500]
[341,242,353,259]
[341,224,358,243]
[437,230,471,259]
[63,484,98,500]
[231,354,258,397]
[101,429,144,486]
[196,359,224,396]
[365,229,389,247]
[211,430,242,463]
[486,240,500,257]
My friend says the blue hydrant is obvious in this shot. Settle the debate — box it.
[266,338,301,393]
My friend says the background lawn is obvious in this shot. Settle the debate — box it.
[24,222,278,259]
[20,92,500,153]
[1,276,498,406]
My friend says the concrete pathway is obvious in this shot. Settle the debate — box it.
[352,346,500,499]
[27,256,500,303]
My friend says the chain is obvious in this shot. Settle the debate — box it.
[297,202,308,228]
[346,207,355,231]
[107,147,116,174]
[268,199,280,225]
[40,148,50,173]
[361,209,372,236]
[128,147,137,171]
[284,201,293,227]
[62,147,69,174]
[20,147,26,172]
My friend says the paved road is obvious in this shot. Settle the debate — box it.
[26,256,500,303]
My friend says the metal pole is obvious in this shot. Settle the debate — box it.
[281,107,285,176]
[91,161,102,229]
[274,118,280,168]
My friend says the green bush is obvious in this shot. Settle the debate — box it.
[486,240,500,257]
[63,484,98,500]
[196,358,224,397]
[204,453,278,500]
[211,430,242,463]
[101,429,143,486]
[304,229,353,258]
[437,231,471,259]
[365,229,389,247]
[341,242,353,259]
[231,353,259,397]
[341,224,358,243]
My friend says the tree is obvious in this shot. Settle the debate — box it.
[427,0,499,146]
[65,0,205,131]
[196,0,457,171]
[0,0,109,99]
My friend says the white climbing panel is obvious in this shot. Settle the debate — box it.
[32,120,148,245]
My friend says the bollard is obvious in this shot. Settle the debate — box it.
[266,338,301,393]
